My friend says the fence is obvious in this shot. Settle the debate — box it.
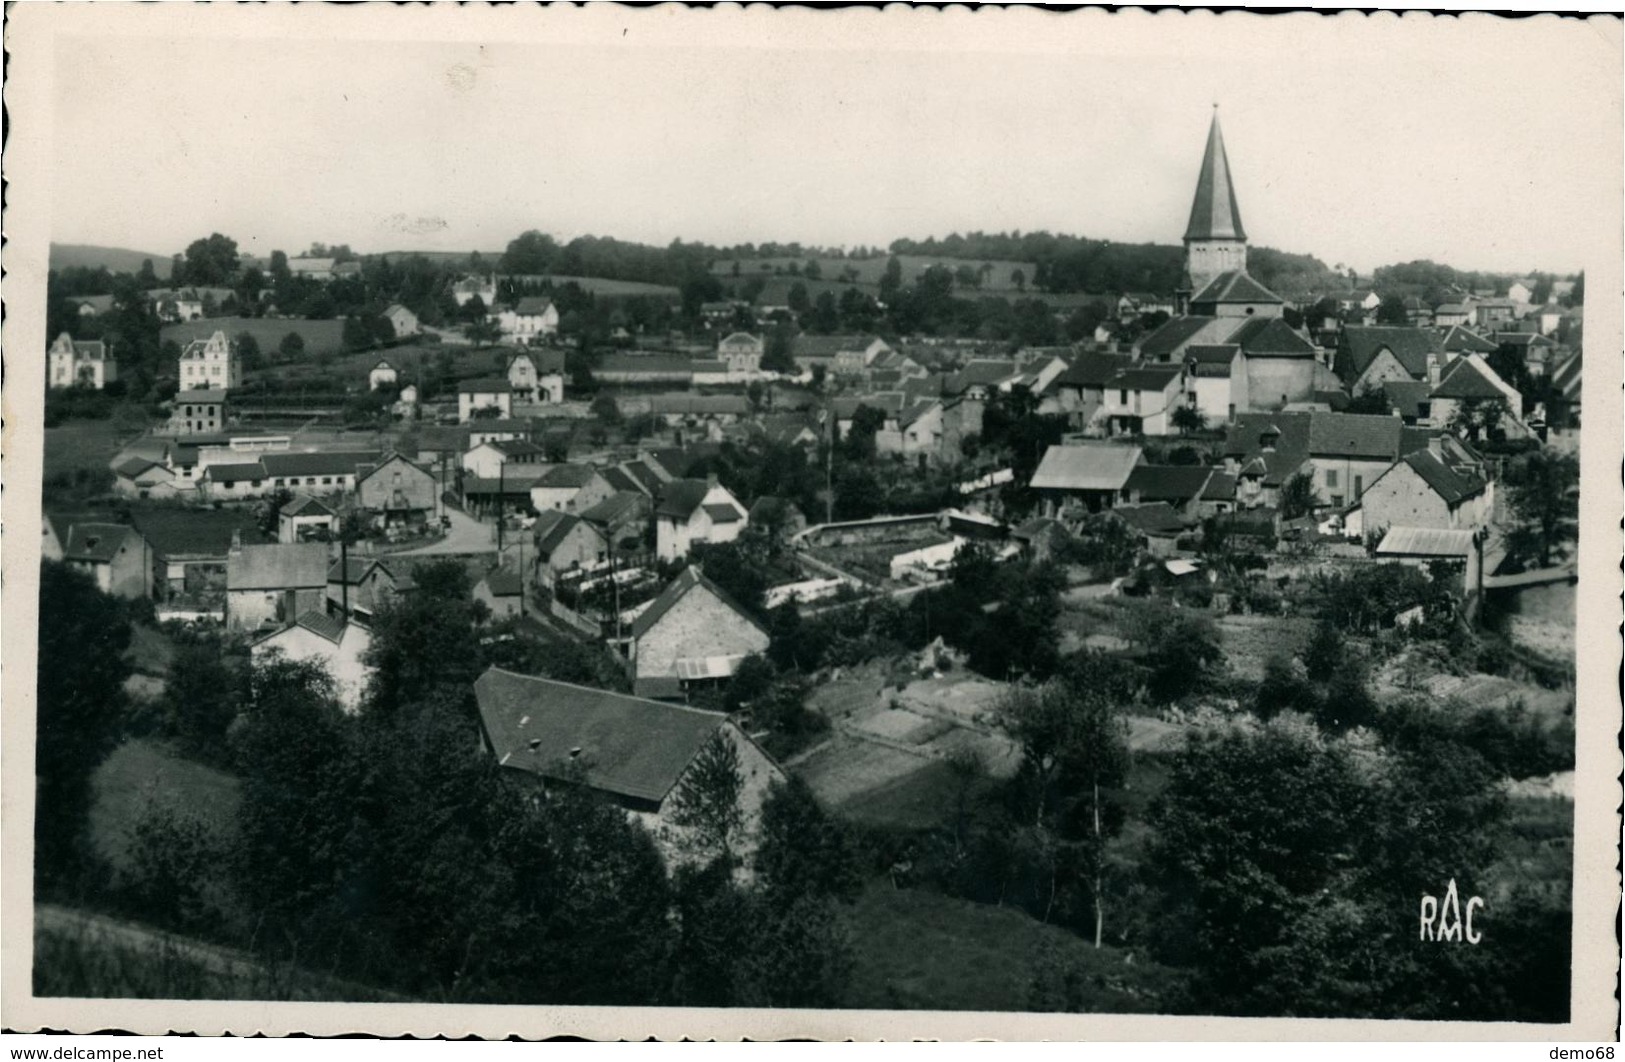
[549,598,603,639]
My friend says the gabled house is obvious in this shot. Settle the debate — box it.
[112,457,181,500]
[498,297,560,344]
[48,333,118,390]
[458,379,515,423]
[260,450,381,496]
[1100,364,1187,436]
[1358,440,1492,534]
[251,612,373,714]
[473,666,787,866]
[1222,413,1312,509]
[369,360,399,391]
[462,438,547,480]
[474,568,526,619]
[168,388,229,436]
[717,332,764,373]
[327,556,412,626]
[279,495,337,543]
[944,359,1019,402]
[382,304,420,339]
[790,334,890,375]
[579,491,654,553]
[179,331,242,391]
[1494,332,1558,378]
[1433,304,1471,328]
[1121,465,1216,522]
[1044,352,1133,426]
[1030,442,1144,517]
[1335,326,1440,392]
[530,464,617,514]
[63,523,150,599]
[654,477,748,560]
[356,453,439,524]
[532,510,611,588]
[225,541,331,632]
[1429,355,1527,438]
[627,567,771,700]
[452,274,498,308]
[506,348,566,404]
[132,510,270,604]
[1112,502,1186,557]
[1184,344,1245,424]
[287,256,336,281]
[1305,412,1406,509]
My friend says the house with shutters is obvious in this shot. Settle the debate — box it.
[627,567,771,701]
[473,666,786,868]
[49,333,118,390]
[654,477,748,560]
[225,541,331,632]
[506,348,566,404]
[179,331,242,391]
[1099,364,1188,436]
[251,612,373,714]
[1042,352,1134,426]
[356,453,439,524]
[63,523,150,599]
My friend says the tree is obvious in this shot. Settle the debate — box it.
[1279,470,1321,520]
[464,316,503,347]
[137,258,159,288]
[762,326,796,373]
[1375,294,1409,325]
[753,777,861,911]
[1446,396,1509,443]
[878,256,904,305]
[163,643,240,765]
[810,291,839,333]
[179,233,240,286]
[363,560,484,717]
[35,561,132,889]
[1170,404,1206,436]
[235,330,264,371]
[668,732,746,865]
[1504,449,1579,568]
[278,331,306,359]
[787,282,811,315]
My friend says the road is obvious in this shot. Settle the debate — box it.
[391,504,495,556]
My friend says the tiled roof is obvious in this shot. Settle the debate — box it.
[1030,443,1143,492]
[513,297,554,315]
[1113,364,1184,391]
[482,569,524,597]
[114,456,161,478]
[1190,271,1283,306]
[538,464,599,489]
[1550,352,1581,400]
[226,542,330,590]
[1339,326,1441,379]
[1202,471,1237,501]
[1124,464,1215,503]
[206,462,267,482]
[1382,380,1433,419]
[175,388,229,403]
[595,355,699,376]
[1229,317,1317,357]
[703,502,743,525]
[599,466,641,493]
[631,567,766,641]
[1138,316,1218,360]
[623,460,667,496]
[832,394,905,418]
[281,494,334,517]
[1430,357,1506,401]
[294,610,349,645]
[262,450,380,479]
[1306,412,1404,459]
[791,334,879,358]
[474,666,731,805]
[131,509,269,558]
[654,478,713,520]
[1185,344,1240,365]
[1398,449,1486,506]
[1223,412,1312,488]
[579,491,648,527]
[647,393,750,416]
[533,510,588,555]
[1055,351,1135,388]
[463,467,553,494]
[65,523,135,564]
[945,359,1018,394]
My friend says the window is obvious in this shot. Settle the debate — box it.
[1325,469,1339,488]
[322,477,333,485]
[252,480,262,488]
[1354,475,1364,498]
[1119,390,1128,404]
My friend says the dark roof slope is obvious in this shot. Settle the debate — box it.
[631,566,767,641]
[1055,351,1134,387]
[1138,316,1217,360]
[655,478,713,520]
[1190,271,1283,306]
[1229,317,1317,357]
[130,509,270,558]
[1430,357,1506,401]
[1114,502,1186,535]
[1184,112,1247,241]
[1306,412,1404,459]
[475,666,730,805]
[65,523,135,564]
[1339,326,1440,379]
[261,450,380,478]
[1399,449,1487,506]
[1124,464,1215,502]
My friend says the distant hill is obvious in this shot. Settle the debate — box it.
[50,243,172,278]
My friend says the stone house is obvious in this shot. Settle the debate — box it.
[474,568,526,619]
[1099,364,1188,436]
[112,457,182,500]
[654,477,748,561]
[326,556,412,626]
[532,511,611,588]
[131,510,270,604]
[261,450,380,497]
[1030,442,1144,517]
[452,274,497,308]
[474,666,787,869]
[63,523,150,599]
[48,333,118,390]
[382,303,420,339]
[579,491,654,553]
[507,349,567,404]
[1121,464,1216,523]
[251,612,373,713]
[627,567,771,700]
[1305,412,1406,510]
[168,389,229,436]
[1183,344,1246,425]
[225,541,330,632]
[356,453,439,524]
[1357,441,1492,534]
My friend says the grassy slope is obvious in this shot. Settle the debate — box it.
[50,243,173,277]
[89,739,242,875]
[161,316,347,356]
[43,418,144,479]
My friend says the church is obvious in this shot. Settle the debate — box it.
[1138,109,1327,419]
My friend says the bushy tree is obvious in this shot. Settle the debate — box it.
[1504,449,1578,568]
[668,732,746,865]
[1279,470,1320,520]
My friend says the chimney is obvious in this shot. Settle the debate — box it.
[706,472,719,489]
[229,529,243,555]
[1428,434,1444,460]
[1427,353,1441,387]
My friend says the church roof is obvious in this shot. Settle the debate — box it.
[1184,110,1247,242]
[1190,270,1284,306]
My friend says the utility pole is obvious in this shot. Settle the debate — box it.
[497,461,505,552]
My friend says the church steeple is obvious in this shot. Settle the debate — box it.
[1178,106,1250,311]
[1184,108,1247,242]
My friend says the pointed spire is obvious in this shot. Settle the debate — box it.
[1184,108,1247,242]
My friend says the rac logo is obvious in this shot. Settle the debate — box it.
[1419,878,1483,944]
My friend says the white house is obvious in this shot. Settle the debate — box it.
[458,378,514,423]
[179,331,242,391]
[368,359,399,391]
[452,274,498,308]
[507,349,566,404]
[654,477,748,561]
[251,612,374,714]
[498,297,560,344]
[48,333,118,390]
[717,332,764,374]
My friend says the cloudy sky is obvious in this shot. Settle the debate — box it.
[46,6,1620,276]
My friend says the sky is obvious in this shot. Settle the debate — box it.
[47,6,1621,277]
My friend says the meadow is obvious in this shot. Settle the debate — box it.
[161,316,347,356]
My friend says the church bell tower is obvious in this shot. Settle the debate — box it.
[1176,107,1249,313]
